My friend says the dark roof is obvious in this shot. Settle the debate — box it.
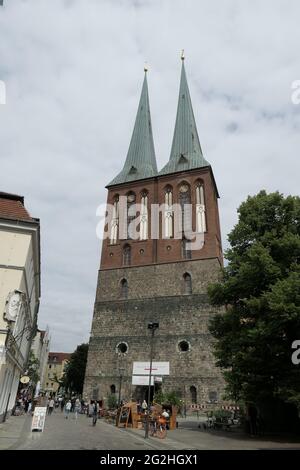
[48,352,71,364]
[159,60,210,176]
[0,191,33,221]
[108,72,158,186]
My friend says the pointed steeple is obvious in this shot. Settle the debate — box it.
[108,70,158,186]
[159,54,209,176]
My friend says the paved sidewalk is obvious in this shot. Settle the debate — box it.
[8,412,172,450]
[1,412,300,450]
[125,419,300,450]
[0,414,29,450]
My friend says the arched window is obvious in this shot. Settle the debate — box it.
[183,272,192,294]
[123,245,131,266]
[190,386,197,404]
[110,195,119,244]
[195,181,206,233]
[181,237,192,260]
[179,182,192,236]
[120,278,128,298]
[127,192,136,239]
[164,186,173,238]
[140,191,148,240]
[110,384,116,394]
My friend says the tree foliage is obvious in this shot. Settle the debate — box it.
[153,390,181,407]
[63,343,88,395]
[27,351,40,385]
[107,394,118,409]
[209,191,300,410]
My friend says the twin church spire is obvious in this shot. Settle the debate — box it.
[109,71,157,186]
[108,56,209,187]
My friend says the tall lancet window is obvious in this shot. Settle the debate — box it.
[110,195,119,244]
[179,182,192,235]
[123,244,131,266]
[164,186,173,238]
[182,237,192,260]
[120,278,128,299]
[127,192,136,239]
[183,272,192,294]
[140,191,148,240]
[196,182,206,233]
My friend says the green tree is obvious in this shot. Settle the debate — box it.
[63,343,88,395]
[208,191,300,422]
[153,390,181,408]
[107,394,118,409]
[50,372,65,394]
[27,351,40,385]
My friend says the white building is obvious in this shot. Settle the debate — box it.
[0,192,41,422]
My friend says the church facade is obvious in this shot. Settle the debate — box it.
[83,58,225,406]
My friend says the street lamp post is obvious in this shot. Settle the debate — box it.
[145,321,159,439]
[118,368,125,406]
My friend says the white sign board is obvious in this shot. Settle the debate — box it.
[31,407,47,432]
[132,375,154,386]
[132,362,170,376]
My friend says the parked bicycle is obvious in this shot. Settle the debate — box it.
[149,416,167,439]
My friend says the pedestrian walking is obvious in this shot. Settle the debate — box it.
[247,404,258,436]
[65,400,72,419]
[142,399,147,413]
[92,401,99,426]
[88,401,94,417]
[74,398,81,420]
[48,398,55,415]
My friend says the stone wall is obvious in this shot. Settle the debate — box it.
[83,258,225,406]
[96,257,222,302]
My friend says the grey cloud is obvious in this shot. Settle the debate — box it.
[0,0,299,351]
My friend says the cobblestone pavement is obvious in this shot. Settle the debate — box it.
[8,412,171,450]
[0,414,27,450]
[1,412,300,450]
[171,418,300,450]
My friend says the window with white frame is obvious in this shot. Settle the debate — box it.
[140,192,148,240]
[164,186,173,238]
[196,182,206,233]
[110,195,119,244]
[127,192,136,239]
[179,183,192,235]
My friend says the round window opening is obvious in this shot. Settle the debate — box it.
[178,340,190,352]
[116,342,128,355]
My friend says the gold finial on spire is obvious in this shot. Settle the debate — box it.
[144,62,148,73]
[181,49,185,61]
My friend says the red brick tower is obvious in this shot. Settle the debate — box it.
[84,58,224,406]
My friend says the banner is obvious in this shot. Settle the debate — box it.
[31,406,47,432]
[132,362,169,375]
[132,375,154,386]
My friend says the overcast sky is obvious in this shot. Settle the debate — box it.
[0,0,299,352]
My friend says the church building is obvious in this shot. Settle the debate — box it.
[84,56,224,406]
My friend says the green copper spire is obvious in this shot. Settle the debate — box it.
[159,56,210,176]
[108,70,157,186]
